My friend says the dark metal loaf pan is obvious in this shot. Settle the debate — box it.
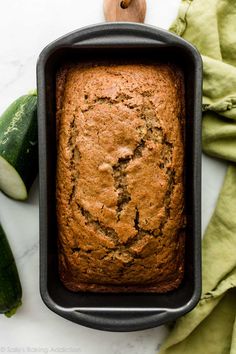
[37,22,202,332]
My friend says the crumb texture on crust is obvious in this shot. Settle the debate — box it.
[56,64,186,293]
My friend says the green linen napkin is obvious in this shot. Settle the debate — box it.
[159,1,236,353]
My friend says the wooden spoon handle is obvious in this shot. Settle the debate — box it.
[104,0,146,23]
[120,0,133,8]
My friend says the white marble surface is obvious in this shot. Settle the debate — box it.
[0,0,228,353]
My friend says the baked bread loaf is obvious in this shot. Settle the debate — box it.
[56,63,185,292]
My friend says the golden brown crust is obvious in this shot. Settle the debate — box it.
[56,64,185,293]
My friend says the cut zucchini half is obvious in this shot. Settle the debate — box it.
[0,156,27,200]
[0,93,38,200]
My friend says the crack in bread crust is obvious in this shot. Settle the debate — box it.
[67,114,81,204]
[76,203,120,246]
[113,156,132,221]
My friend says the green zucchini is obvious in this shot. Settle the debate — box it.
[0,223,22,317]
[0,92,38,200]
